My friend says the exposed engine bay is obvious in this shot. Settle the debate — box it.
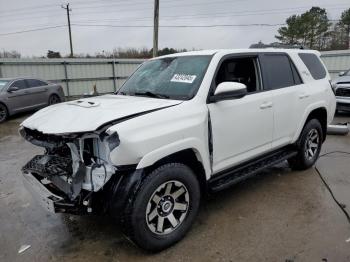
[20,127,120,214]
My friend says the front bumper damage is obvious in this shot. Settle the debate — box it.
[20,127,121,214]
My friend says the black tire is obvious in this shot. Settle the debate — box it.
[0,103,8,123]
[122,163,201,252]
[288,119,323,170]
[48,94,61,105]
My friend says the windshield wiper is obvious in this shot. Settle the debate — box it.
[134,91,170,99]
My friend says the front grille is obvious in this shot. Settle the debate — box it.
[22,155,72,177]
[336,87,350,97]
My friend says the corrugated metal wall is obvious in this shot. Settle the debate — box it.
[321,50,350,79]
[1,52,349,94]
[0,58,144,96]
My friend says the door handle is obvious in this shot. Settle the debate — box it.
[260,102,273,109]
[299,93,309,99]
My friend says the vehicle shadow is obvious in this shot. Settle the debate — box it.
[54,162,293,258]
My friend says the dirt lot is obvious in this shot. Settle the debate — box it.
[0,113,350,262]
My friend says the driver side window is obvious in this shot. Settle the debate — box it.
[215,57,261,93]
[10,80,27,89]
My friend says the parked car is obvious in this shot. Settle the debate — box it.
[0,77,65,123]
[20,49,336,251]
[331,69,350,112]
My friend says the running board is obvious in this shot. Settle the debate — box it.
[209,147,297,192]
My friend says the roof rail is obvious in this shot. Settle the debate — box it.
[249,43,307,50]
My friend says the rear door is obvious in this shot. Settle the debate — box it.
[25,79,49,107]
[259,53,305,149]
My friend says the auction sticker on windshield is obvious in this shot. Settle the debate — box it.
[171,74,197,84]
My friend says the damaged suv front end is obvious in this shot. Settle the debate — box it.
[20,126,120,214]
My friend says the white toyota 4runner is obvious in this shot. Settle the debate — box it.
[20,49,336,251]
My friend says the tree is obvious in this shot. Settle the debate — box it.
[0,50,21,58]
[339,8,350,49]
[276,15,304,45]
[276,7,330,49]
[47,50,61,58]
[301,7,330,49]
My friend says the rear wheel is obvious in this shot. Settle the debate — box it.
[122,163,201,251]
[0,104,8,123]
[48,94,60,105]
[288,119,323,170]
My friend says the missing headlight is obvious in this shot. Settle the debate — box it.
[106,132,120,151]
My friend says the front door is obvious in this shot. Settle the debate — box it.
[6,79,33,113]
[207,56,274,173]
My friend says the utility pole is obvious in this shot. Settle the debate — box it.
[153,0,159,57]
[61,3,73,58]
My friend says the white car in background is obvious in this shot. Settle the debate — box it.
[332,69,350,112]
[20,49,336,251]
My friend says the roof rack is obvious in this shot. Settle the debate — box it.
[249,43,307,50]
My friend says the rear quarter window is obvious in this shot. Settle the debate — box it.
[298,53,326,80]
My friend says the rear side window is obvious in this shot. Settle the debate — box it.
[26,79,47,88]
[260,54,295,90]
[10,80,27,89]
[298,53,326,80]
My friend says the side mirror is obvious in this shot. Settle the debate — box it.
[210,82,247,102]
[339,71,345,76]
[7,86,19,92]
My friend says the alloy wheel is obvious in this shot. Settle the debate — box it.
[146,180,189,235]
[304,128,319,161]
[0,105,7,122]
[49,95,60,105]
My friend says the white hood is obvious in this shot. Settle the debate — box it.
[21,95,181,134]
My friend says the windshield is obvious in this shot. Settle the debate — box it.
[345,70,350,76]
[117,55,212,100]
[0,80,9,92]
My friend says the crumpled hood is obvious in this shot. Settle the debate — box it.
[21,95,182,134]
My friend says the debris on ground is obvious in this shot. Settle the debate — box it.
[0,192,13,199]
[18,244,31,254]
[327,123,349,136]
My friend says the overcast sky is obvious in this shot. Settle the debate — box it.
[0,0,348,57]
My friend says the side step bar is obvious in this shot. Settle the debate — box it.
[208,147,297,192]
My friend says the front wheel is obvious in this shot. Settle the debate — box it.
[288,119,323,170]
[0,103,8,123]
[122,163,201,251]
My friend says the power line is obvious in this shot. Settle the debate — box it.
[0,22,285,37]
[1,2,349,28]
[0,25,66,36]
[72,23,285,28]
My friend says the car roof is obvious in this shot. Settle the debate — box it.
[0,77,47,82]
[155,48,321,59]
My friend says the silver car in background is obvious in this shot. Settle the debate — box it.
[0,77,65,123]
[332,69,350,112]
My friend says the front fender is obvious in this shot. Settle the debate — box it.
[136,137,211,179]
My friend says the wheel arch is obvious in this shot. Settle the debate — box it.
[142,148,208,194]
[0,101,10,117]
[296,107,328,142]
